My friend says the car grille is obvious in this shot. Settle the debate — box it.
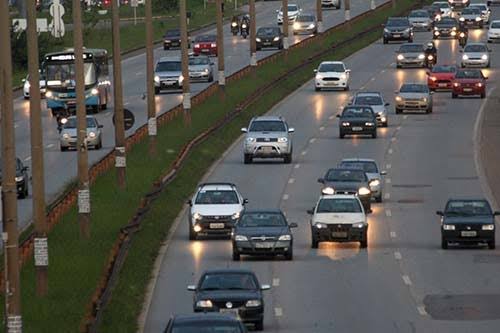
[256,138,278,142]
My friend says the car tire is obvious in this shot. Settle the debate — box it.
[189,225,197,241]
[244,154,253,164]
[311,234,319,249]
[372,131,377,139]
[441,237,448,249]
[488,241,496,250]
[284,248,293,261]
[395,108,402,114]
[154,87,160,95]
[481,92,486,99]
[254,319,264,331]
[284,153,292,164]
[232,249,241,261]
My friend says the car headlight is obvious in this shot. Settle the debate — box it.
[358,187,371,195]
[459,17,465,21]
[246,137,255,143]
[256,37,261,42]
[277,137,288,143]
[481,54,488,60]
[273,36,280,41]
[293,22,300,30]
[443,224,455,230]
[369,179,380,187]
[91,88,99,95]
[62,133,70,139]
[397,54,404,61]
[482,224,495,230]
[314,222,328,229]
[234,235,248,241]
[462,54,469,60]
[154,75,160,83]
[45,91,53,98]
[278,234,292,241]
[231,212,240,220]
[88,131,96,138]
[192,212,202,221]
[365,122,375,126]
[246,300,262,307]
[476,17,482,21]
[418,54,425,60]
[352,222,366,229]
[340,73,347,80]
[322,187,334,195]
[196,300,213,308]
[15,176,24,182]
[341,121,350,127]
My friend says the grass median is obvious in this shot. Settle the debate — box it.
[1,0,424,332]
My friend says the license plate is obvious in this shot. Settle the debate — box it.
[393,34,401,37]
[438,83,447,87]
[255,242,274,248]
[463,88,473,92]
[461,231,477,237]
[352,127,363,131]
[332,231,348,238]
[209,223,225,229]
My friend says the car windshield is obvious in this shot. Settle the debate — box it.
[342,107,374,118]
[63,117,97,129]
[257,27,279,35]
[387,18,409,27]
[165,30,180,37]
[464,44,487,53]
[354,95,383,105]
[400,84,428,93]
[409,10,429,18]
[436,18,457,27]
[45,62,96,87]
[195,35,216,42]
[455,70,482,79]
[325,169,367,182]
[238,213,287,227]
[156,61,181,72]
[340,161,378,173]
[199,273,257,291]
[445,200,492,216]
[318,63,344,72]
[399,44,424,53]
[297,15,314,22]
[432,65,456,73]
[491,22,500,29]
[195,190,239,205]
[172,323,241,333]
[462,8,481,15]
[249,120,286,132]
[317,198,363,213]
[189,57,210,65]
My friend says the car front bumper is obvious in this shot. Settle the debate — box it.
[233,240,292,255]
[312,224,367,243]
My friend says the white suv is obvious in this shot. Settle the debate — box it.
[187,183,247,240]
[308,194,368,248]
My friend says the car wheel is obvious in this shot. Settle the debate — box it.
[311,234,319,249]
[189,225,197,241]
[395,108,402,114]
[452,93,458,99]
[376,194,382,203]
[284,248,293,261]
[254,319,264,331]
[372,131,377,139]
[488,240,496,250]
[284,153,292,164]
[232,249,241,261]
[441,237,448,249]
[154,87,160,95]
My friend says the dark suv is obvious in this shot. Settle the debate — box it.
[383,17,413,44]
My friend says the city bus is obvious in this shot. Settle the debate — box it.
[42,48,110,116]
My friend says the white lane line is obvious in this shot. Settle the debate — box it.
[283,194,289,201]
[46,143,54,148]
[386,163,392,169]
[294,164,300,169]
[24,156,31,162]
[402,275,412,286]
[388,148,393,154]
[417,306,428,316]
[274,307,283,317]
[319,126,325,131]
[272,278,280,287]
[288,178,295,184]
[385,209,392,217]
[390,231,397,238]
[386,178,392,184]
[384,193,391,200]
[394,251,402,260]
[301,150,307,156]
[309,138,316,143]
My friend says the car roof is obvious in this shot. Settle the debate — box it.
[158,56,181,63]
[251,115,285,121]
[172,313,240,324]
[320,194,359,200]
[203,268,256,275]
[341,158,377,164]
[198,183,237,191]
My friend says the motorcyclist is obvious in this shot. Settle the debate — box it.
[231,15,240,35]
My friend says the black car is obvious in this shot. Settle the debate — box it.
[232,209,297,261]
[0,158,29,199]
[318,167,372,212]
[188,269,271,331]
[163,29,190,50]
[337,105,377,139]
[433,17,459,39]
[256,27,283,50]
[438,198,499,249]
[164,313,248,333]
[383,17,413,44]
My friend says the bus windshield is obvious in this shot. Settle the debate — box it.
[45,62,97,87]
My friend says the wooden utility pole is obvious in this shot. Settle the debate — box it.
[145,0,157,156]
[73,0,91,238]
[316,0,323,33]
[250,0,257,67]
[180,0,191,125]
[216,0,225,99]
[0,0,23,330]
[27,0,49,296]
[111,0,126,188]
[282,0,289,50]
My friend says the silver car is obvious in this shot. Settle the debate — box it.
[293,14,317,35]
[339,158,387,203]
[59,115,103,151]
[241,116,294,164]
[395,83,433,114]
[188,55,214,83]
[154,56,183,94]
[351,92,389,127]
[461,43,491,68]
[396,43,427,68]
[408,9,433,31]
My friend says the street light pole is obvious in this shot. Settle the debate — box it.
[249,0,257,67]
[0,0,23,330]
[282,0,289,49]
[27,0,49,296]
[216,0,225,99]
[73,0,91,238]
[316,0,323,33]
[145,0,157,156]
[111,0,126,188]
[180,0,191,125]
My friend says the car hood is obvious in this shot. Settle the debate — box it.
[156,70,182,77]
[191,204,242,216]
[399,92,428,99]
[234,226,289,238]
[313,212,365,224]
[196,290,260,302]
[324,181,366,191]
[189,64,210,71]
[443,216,494,224]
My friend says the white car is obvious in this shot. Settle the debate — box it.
[22,73,46,99]
[322,0,341,9]
[314,61,351,91]
[487,20,500,42]
[276,4,301,25]
[470,3,491,23]
[308,194,368,248]
[187,183,247,240]
[432,1,452,17]
[461,43,491,68]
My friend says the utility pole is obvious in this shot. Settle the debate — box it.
[316,0,323,33]
[345,0,351,21]
[145,0,157,156]
[249,0,257,67]
[27,0,49,296]
[180,0,191,125]
[216,0,225,99]
[282,0,289,50]
[111,0,126,188]
[0,0,23,330]
[73,0,91,239]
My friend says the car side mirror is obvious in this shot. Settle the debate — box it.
[317,178,324,184]
[98,124,103,128]
[261,284,271,291]
[289,222,298,228]
[380,170,387,175]
[187,285,196,291]
[307,209,314,215]
[241,127,248,133]
[288,127,295,133]
[436,210,444,216]
[243,198,249,205]
[187,199,192,206]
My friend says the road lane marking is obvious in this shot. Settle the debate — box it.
[288,178,295,184]
[319,126,325,131]
[417,306,428,316]
[274,307,283,317]
[294,164,300,169]
[309,138,316,143]
[301,150,307,156]
[402,275,412,286]
[283,194,289,201]
[386,178,391,184]
[24,156,31,162]
[384,193,391,200]
[386,163,392,169]
[390,231,397,238]
[272,278,280,287]
[388,148,393,154]
[394,251,402,260]
[385,209,392,217]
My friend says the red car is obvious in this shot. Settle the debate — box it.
[452,69,488,99]
[193,35,218,56]
[427,65,457,91]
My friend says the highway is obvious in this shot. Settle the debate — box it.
[144,2,500,332]
[12,0,385,231]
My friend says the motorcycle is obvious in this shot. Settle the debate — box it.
[458,31,467,47]
[231,17,239,36]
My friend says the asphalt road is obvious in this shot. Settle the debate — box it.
[144,2,500,332]
[11,0,386,231]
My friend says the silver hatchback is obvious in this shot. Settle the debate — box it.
[241,116,294,164]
